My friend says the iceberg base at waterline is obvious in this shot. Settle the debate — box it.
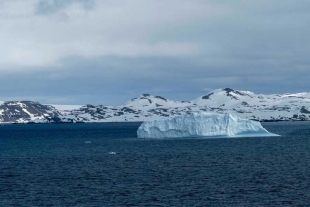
[137,112,279,138]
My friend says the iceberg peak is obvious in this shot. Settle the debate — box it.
[137,112,279,138]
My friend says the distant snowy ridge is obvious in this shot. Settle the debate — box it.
[1,88,310,123]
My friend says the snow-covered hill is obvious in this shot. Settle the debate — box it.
[191,88,310,121]
[0,101,61,123]
[1,88,310,123]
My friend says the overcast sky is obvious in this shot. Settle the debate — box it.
[0,0,309,105]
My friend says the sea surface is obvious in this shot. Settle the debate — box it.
[0,122,310,207]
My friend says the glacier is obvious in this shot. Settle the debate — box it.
[137,112,279,138]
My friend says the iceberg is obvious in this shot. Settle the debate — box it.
[137,112,279,138]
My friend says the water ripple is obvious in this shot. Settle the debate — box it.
[0,122,310,206]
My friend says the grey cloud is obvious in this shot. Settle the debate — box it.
[35,0,95,15]
[1,54,310,105]
[0,0,309,105]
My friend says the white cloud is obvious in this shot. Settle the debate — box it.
[0,0,231,70]
[0,0,310,104]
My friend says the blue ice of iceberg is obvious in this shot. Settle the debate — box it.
[137,112,279,138]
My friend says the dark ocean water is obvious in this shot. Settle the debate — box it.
[1,122,310,207]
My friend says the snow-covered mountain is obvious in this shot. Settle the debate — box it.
[0,101,61,123]
[1,88,310,123]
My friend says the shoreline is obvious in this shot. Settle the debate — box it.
[1,120,310,125]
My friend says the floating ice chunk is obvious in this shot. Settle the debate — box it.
[85,141,91,144]
[109,152,117,155]
[137,112,279,138]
